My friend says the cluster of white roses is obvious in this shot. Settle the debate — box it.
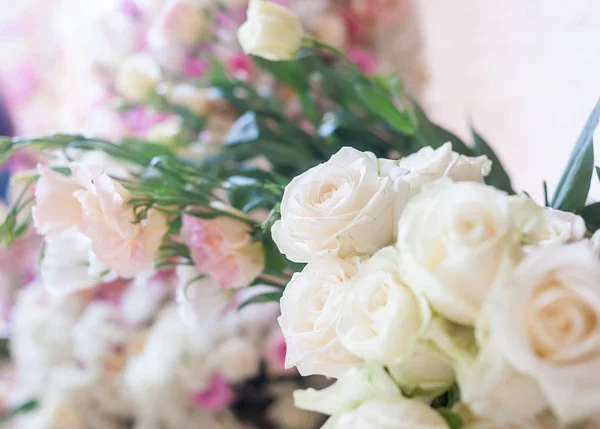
[273,143,600,428]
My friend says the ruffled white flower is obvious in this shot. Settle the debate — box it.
[398,142,491,195]
[534,208,586,246]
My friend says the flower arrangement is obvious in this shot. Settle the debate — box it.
[1,1,600,429]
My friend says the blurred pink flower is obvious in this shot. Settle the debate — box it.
[184,56,211,78]
[227,53,253,80]
[266,329,288,371]
[120,107,170,136]
[181,213,264,290]
[348,47,376,75]
[190,374,235,411]
[0,62,38,106]
[119,0,141,19]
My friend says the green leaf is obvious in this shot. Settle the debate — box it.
[582,202,600,232]
[354,85,417,135]
[411,103,472,155]
[238,290,283,310]
[551,98,600,212]
[471,127,515,194]
[298,90,319,126]
[0,399,39,423]
[252,55,313,92]
[0,338,8,359]
[224,111,260,146]
[437,409,464,429]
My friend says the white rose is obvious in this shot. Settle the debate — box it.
[237,0,304,61]
[115,54,162,102]
[397,180,525,325]
[322,398,448,429]
[465,413,560,429]
[273,147,409,263]
[456,340,547,422]
[294,364,401,416]
[492,242,600,424]
[278,256,364,378]
[338,247,434,365]
[399,142,492,195]
[534,208,586,246]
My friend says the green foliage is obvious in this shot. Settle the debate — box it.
[437,409,464,429]
[471,127,515,194]
[0,399,38,423]
[551,98,600,213]
[238,290,283,310]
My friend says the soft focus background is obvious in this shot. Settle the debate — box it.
[3,1,600,200]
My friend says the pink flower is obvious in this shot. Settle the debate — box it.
[119,0,141,18]
[160,0,206,44]
[0,62,38,106]
[226,53,253,80]
[190,374,235,411]
[348,46,376,75]
[32,165,84,237]
[120,108,170,137]
[183,56,210,78]
[266,329,288,372]
[71,163,168,278]
[181,213,264,290]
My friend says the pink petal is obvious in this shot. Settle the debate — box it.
[190,374,235,411]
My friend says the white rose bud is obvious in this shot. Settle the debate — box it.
[322,398,449,429]
[272,147,409,263]
[278,256,364,378]
[457,340,548,422]
[294,364,401,416]
[399,142,491,196]
[397,180,525,325]
[237,0,304,61]
[533,208,586,246]
[115,54,162,102]
[492,242,600,424]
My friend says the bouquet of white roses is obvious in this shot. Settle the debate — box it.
[2,2,600,429]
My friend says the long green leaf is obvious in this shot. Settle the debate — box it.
[551,98,600,212]
[354,85,417,135]
[411,103,473,156]
[581,202,600,232]
[471,127,515,194]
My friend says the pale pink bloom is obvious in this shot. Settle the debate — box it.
[190,374,235,411]
[0,62,38,106]
[119,0,142,18]
[32,164,84,237]
[181,214,264,290]
[160,0,206,45]
[120,107,170,137]
[71,163,168,279]
[347,46,376,75]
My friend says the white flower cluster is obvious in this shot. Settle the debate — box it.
[273,144,600,428]
[4,267,315,429]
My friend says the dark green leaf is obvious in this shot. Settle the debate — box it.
[471,127,515,194]
[252,56,314,92]
[0,338,8,359]
[411,103,472,155]
[437,409,463,429]
[582,202,600,232]
[551,98,600,212]
[0,399,38,423]
[354,85,417,135]
[238,290,283,310]
[298,90,319,126]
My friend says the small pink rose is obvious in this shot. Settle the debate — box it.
[183,56,210,78]
[181,214,264,290]
[190,374,235,411]
[227,53,253,80]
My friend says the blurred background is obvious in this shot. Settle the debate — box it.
[2,0,600,200]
